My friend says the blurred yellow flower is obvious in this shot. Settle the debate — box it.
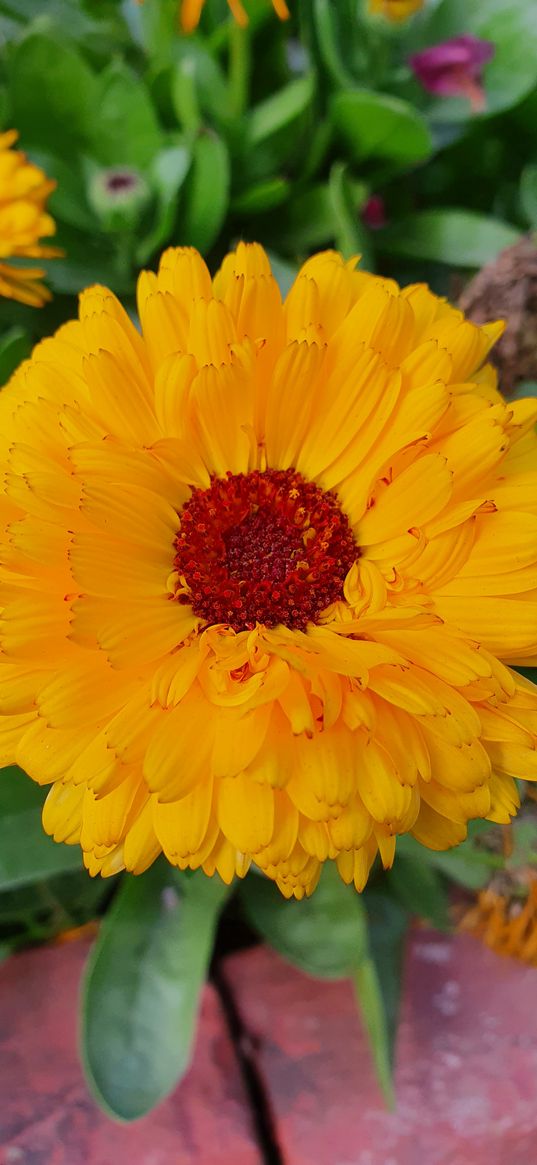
[0,130,60,307]
[180,0,289,30]
[1,244,537,898]
[369,0,424,22]
[462,877,537,966]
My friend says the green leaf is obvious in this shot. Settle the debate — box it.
[310,0,357,88]
[242,867,404,1105]
[353,956,395,1108]
[88,61,164,168]
[328,162,371,265]
[331,90,433,166]
[136,144,192,264]
[0,327,32,385]
[386,853,449,929]
[520,164,537,228]
[379,210,521,268]
[40,226,132,296]
[419,0,537,121]
[241,863,368,979]
[28,149,98,232]
[0,0,102,40]
[179,131,229,251]
[231,177,290,215]
[248,75,314,147]
[9,34,97,153]
[364,892,408,1074]
[396,834,493,891]
[169,42,232,130]
[82,863,229,1121]
[277,184,338,251]
[0,766,82,890]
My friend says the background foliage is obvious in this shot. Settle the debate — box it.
[1,0,537,1121]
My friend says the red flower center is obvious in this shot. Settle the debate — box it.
[174,469,358,631]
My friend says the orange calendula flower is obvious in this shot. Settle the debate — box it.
[462,876,537,966]
[1,244,537,899]
[180,0,289,31]
[0,130,60,307]
[369,0,424,22]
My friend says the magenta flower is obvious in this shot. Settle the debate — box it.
[362,195,387,230]
[410,34,495,112]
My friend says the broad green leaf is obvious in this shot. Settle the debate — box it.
[419,0,537,121]
[386,853,449,929]
[240,863,368,979]
[0,766,82,890]
[179,131,229,251]
[82,863,229,1121]
[379,210,520,268]
[0,327,31,386]
[9,34,97,153]
[331,90,433,166]
[89,61,164,168]
[240,75,314,180]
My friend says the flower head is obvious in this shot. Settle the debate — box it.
[2,243,537,899]
[0,130,61,307]
[88,167,150,231]
[462,876,537,966]
[362,194,387,231]
[410,35,495,111]
[369,0,424,23]
[179,0,289,32]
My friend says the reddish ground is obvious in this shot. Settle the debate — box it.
[1,930,537,1164]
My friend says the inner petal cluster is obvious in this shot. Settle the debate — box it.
[174,468,358,631]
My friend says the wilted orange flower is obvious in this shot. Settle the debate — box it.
[0,130,60,307]
[1,244,537,899]
[369,0,424,22]
[462,877,537,966]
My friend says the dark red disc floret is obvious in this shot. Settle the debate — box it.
[174,468,358,632]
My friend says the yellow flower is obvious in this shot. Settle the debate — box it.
[461,877,537,966]
[369,0,424,22]
[1,243,537,899]
[180,0,289,31]
[0,130,60,308]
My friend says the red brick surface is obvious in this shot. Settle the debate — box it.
[223,932,537,1165]
[0,938,261,1165]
